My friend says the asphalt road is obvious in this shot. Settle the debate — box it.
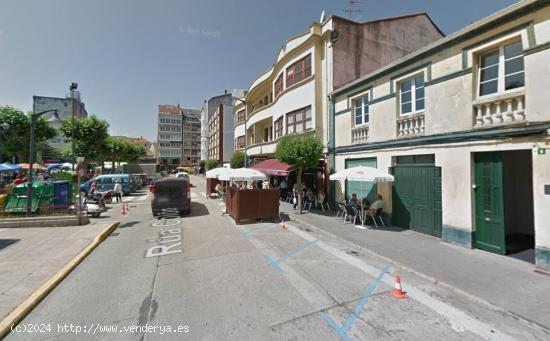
[6,176,549,340]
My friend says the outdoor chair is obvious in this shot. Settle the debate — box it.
[317,195,330,212]
[366,208,385,228]
[304,196,314,211]
[336,203,346,220]
[344,205,362,225]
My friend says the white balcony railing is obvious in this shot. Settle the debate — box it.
[473,92,525,128]
[351,125,369,144]
[397,113,425,137]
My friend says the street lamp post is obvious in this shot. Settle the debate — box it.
[223,94,247,168]
[26,110,59,216]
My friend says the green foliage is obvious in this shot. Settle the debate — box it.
[230,151,245,169]
[204,159,218,171]
[275,134,323,213]
[0,106,57,162]
[199,160,206,168]
[60,115,110,162]
[275,134,323,170]
[104,137,146,165]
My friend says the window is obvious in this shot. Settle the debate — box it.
[354,94,369,126]
[235,135,245,150]
[274,73,283,97]
[274,117,283,139]
[286,54,311,87]
[478,41,524,97]
[286,107,312,134]
[235,109,245,125]
[400,75,424,115]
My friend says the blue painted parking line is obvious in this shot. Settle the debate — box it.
[266,239,320,272]
[240,224,279,239]
[321,265,389,341]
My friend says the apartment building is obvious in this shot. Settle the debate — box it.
[157,105,183,167]
[182,108,201,167]
[240,13,443,190]
[329,0,550,270]
[201,90,245,164]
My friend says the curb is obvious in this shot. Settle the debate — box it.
[288,213,550,334]
[0,221,121,339]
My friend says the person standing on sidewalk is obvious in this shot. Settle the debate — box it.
[113,179,122,203]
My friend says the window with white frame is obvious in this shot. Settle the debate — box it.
[478,41,524,97]
[354,94,369,126]
[400,74,424,115]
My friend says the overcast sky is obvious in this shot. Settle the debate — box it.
[0,0,518,140]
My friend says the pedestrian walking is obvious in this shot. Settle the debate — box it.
[113,179,123,203]
[90,180,97,194]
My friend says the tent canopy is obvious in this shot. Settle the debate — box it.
[250,159,294,176]
[206,167,232,179]
[329,166,394,183]
[0,163,21,172]
[218,168,267,182]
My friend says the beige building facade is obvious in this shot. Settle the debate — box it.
[329,0,550,270]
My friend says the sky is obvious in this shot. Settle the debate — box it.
[0,0,518,140]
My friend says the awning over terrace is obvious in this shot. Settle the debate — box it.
[250,159,294,176]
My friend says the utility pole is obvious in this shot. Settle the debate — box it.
[69,82,78,171]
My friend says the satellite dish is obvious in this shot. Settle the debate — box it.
[320,10,326,22]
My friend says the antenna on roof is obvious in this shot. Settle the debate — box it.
[343,0,362,19]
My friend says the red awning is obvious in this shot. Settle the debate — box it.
[250,159,294,176]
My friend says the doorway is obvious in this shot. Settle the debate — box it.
[473,150,534,261]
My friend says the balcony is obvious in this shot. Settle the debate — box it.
[351,125,369,144]
[397,113,425,137]
[473,91,525,128]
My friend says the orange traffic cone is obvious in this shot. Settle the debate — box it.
[280,218,286,230]
[391,275,407,299]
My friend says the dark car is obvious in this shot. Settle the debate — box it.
[151,177,191,217]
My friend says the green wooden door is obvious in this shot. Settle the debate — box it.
[392,165,442,237]
[345,158,377,202]
[474,152,505,254]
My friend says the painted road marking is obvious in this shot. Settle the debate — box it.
[240,224,279,239]
[266,239,320,272]
[321,265,389,341]
[200,192,206,197]
[145,228,183,258]
[152,219,181,227]
[218,202,225,206]
[284,223,515,341]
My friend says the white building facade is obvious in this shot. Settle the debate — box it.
[329,0,550,270]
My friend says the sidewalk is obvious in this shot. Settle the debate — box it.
[0,223,116,325]
[280,201,550,331]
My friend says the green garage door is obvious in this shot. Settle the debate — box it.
[345,158,377,202]
[392,155,442,237]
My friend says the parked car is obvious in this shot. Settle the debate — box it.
[175,172,190,183]
[151,177,191,217]
[80,174,132,196]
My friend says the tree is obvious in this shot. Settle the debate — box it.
[0,106,56,162]
[104,137,146,169]
[275,134,323,213]
[60,115,110,163]
[204,159,218,171]
[230,151,245,169]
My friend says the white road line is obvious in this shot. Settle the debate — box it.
[138,194,150,201]
[218,202,225,206]
[285,223,515,341]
